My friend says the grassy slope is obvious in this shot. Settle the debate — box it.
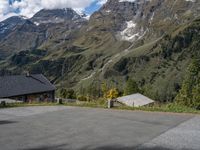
[1,18,199,102]
[106,18,200,101]
[0,5,200,102]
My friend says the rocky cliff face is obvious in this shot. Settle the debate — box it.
[31,8,86,25]
[0,19,46,59]
[93,0,200,42]
[0,16,26,40]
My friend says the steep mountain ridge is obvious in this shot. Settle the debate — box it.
[0,8,87,59]
[0,0,200,101]
[31,8,86,25]
[0,16,26,39]
[97,0,199,42]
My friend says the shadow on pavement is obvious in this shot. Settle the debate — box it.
[22,144,191,150]
[23,144,67,150]
[0,120,17,125]
[136,146,189,150]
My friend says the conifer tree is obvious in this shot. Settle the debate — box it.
[101,82,109,98]
[192,83,200,109]
[175,59,200,108]
[124,79,139,96]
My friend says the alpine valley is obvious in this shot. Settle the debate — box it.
[0,0,200,101]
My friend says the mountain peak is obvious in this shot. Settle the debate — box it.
[0,16,26,36]
[100,0,137,20]
[31,8,85,25]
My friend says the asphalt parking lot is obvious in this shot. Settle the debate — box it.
[0,106,199,150]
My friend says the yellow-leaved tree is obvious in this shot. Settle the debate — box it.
[106,88,119,100]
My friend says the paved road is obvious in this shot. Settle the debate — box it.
[0,106,199,150]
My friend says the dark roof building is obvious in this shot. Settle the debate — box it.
[0,74,55,102]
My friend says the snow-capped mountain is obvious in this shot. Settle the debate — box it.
[31,8,86,25]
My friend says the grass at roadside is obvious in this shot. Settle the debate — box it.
[0,102,59,109]
[51,102,200,114]
[115,103,200,114]
[1,101,200,114]
[0,99,108,109]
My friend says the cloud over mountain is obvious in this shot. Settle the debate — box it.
[0,0,108,21]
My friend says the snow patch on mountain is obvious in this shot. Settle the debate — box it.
[0,16,26,35]
[105,10,111,13]
[0,26,8,34]
[117,20,146,42]
[34,22,40,26]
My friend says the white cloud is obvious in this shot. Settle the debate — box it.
[97,0,107,5]
[0,0,20,21]
[1,0,195,21]
[0,0,101,21]
[0,0,10,14]
[0,0,142,21]
[12,0,42,18]
[41,0,93,10]
[0,0,153,21]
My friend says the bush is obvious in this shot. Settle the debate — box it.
[106,88,119,100]
[59,89,76,99]
[77,95,88,101]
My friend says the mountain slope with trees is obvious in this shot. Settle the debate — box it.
[0,0,200,103]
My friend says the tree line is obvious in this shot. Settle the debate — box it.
[58,58,200,110]
[175,59,200,109]
[58,78,140,101]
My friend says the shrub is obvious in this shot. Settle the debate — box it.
[77,95,88,101]
[106,88,119,100]
[59,89,76,99]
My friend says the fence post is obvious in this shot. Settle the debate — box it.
[108,99,114,108]
[57,98,63,104]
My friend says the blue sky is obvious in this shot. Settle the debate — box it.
[85,1,102,15]
[0,0,107,21]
